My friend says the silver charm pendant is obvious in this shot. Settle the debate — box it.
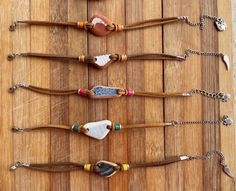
[223,165,234,178]
[222,54,230,70]
[83,120,112,140]
[94,54,112,68]
[222,115,233,126]
[215,18,227,31]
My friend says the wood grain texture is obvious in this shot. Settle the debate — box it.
[126,1,146,190]
[200,1,221,190]
[163,1,203,190]
[49,0,70,190]
[68,1,89,191]
[0,0,235,190]
[106,0,128,191]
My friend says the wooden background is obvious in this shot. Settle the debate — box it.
[0,0,235,190]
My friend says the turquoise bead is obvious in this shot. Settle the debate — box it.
[71,124,79,132]
[114,123,121,131]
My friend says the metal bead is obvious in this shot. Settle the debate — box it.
[222,116,233,126]
[222,93,231,102]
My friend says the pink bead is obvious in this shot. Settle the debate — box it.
[78,88,85,96]
[127,88,134,96]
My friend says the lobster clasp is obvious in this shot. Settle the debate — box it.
[94,160,120,177]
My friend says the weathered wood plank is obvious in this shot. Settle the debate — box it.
[0,0,235,190]
[12,0,50,190]
[125,1,146,191]
[49,0,70,190]
[28,0,51,190]
[200,1,221,190]
[106,0,128,191]
[163,1,203,190]
[68,1,89,191]
[143,1,165,191]
[0,0,14,190]
[217,1,236,191]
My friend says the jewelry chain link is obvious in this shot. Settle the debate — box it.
[183,49,223,59]
[188,151,226,166]
[189,89,230,102]
[179,15,218,29]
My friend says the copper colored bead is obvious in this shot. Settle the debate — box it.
[116,24,124,32]
[90,15,113,36]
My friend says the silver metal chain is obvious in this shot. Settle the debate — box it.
[178,15,218,30]
[172,115,233,126]
[189,89,230,102]
[188,150,225,165]
[183,49,224,59]
[181,49,230,71]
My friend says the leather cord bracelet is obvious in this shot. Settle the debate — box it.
[7,49,230,70]
[10,151,234,185]
[12,116,233,140]
[9,83,231,102]
[9,14,227,36]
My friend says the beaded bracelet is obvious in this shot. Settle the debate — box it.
[9,84,230,102]
[10,151,234,182]
[12,116,232,140]
[10,14,227,36]
[7,49,230,70]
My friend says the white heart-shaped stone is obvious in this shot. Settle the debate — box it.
[95,54,111,67]
[84,120,112,140]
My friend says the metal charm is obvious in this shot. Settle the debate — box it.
[94,54,112,68]
[222,55,230,70]
[94,160,119,177]
[222,116,233,126]
[215,18,227,31]
[223,165,234,178]
[83,120,112,140]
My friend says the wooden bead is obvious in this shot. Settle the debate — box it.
[77,21,84,29]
